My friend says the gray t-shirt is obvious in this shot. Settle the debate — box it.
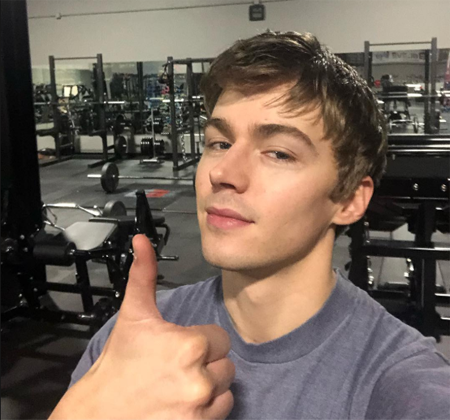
[70,270,450,419]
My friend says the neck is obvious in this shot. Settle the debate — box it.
[222,229,337,344]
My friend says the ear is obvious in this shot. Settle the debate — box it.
[332,176,374,226]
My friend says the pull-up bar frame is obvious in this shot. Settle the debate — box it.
[364,38,439,134]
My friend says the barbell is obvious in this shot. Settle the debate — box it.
[88,162,195,193]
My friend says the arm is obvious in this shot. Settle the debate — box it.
[365,350,450,419]
[50,235,235,420]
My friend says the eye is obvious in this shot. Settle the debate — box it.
[267,151,295,163]
[206,141,231,150]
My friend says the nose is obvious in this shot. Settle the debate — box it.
[209,142,251,193]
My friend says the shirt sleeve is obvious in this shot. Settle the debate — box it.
[68,312,118,388]
[365,349,450,419]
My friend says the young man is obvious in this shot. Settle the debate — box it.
[50,32,450,419]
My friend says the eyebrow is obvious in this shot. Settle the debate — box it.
[254,123,317,154]
[204,118,234,140]
[204,117,317,155]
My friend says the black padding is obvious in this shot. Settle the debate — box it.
[36,128,56,136]
[33,241,76,266]
[384,85,408,94]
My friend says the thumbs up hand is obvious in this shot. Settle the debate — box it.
[50,235,235,420]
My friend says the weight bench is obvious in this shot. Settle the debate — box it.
[29,190,178,332]
[34,220,122,314]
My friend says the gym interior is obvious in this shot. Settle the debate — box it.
[1,1,449,418]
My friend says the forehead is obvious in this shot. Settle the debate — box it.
[211,87,328,146]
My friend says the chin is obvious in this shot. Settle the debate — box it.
[201,243,275,275]
[202,243,251,270]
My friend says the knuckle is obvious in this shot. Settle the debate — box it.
[223,390,234,408]
[211,324,231,344]
[185,376,214,406]
[217,390,234,416]
[181,334,209,362]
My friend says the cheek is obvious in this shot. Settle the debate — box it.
[260,182,333,234]
[195,159,210,198]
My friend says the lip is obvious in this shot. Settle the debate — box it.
[206,207,253,223]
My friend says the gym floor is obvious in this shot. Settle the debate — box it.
[2,157,450,419]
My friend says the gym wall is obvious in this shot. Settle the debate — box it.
[27,0,450,66]
[28,0,450,153]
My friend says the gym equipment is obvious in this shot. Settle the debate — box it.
[40,54,133,167]
[141,107,165,164]
[347,133,450,341]
[1,7,179,334]
[35,69,77,167]
[113,114,126,135]
[114,135,128,159]
[100,161,119,193]
[381,85,420,133]
[35,54,117,169]
[103,200,127,217]
[5,192,179,333]
[43,200,126,223]
[166,56,213,171]
[145,117,165,134]
[88,162,193,193]
[364,38,440,134]
[140,138,165,159]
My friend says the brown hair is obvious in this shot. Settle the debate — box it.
[200,31,388,210]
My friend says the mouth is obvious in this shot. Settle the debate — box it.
[206,207,254,230]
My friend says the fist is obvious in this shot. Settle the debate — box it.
[50,235,235,420]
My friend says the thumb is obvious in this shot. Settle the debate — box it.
[119,234,163,322]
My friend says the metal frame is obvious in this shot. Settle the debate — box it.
[1,0,44,249]
[137,61,145,134]
[3,240,128,326]
[88,53,115,168]
[36,55,74,167]
[348,134,450,339]
[1,2,130,330]
[167,56,213,171]
[1,0,47,321]
[387,134,450,157]
[37,53,120,168]
[364,38,439,134]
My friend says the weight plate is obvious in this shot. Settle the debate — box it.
[103,200,127,217]
[113,114,125,135]
[101,162,119,193]
[154,120,164,134]
[114,135,127,159]
[140,137,154,158]
[155,140,165,156]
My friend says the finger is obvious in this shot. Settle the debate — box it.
[202,390,234,420]
[188,324,231,364]
[119,234,163,322]
[205,357,236,398]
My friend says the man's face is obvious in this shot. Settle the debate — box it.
[196,87,342,274]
